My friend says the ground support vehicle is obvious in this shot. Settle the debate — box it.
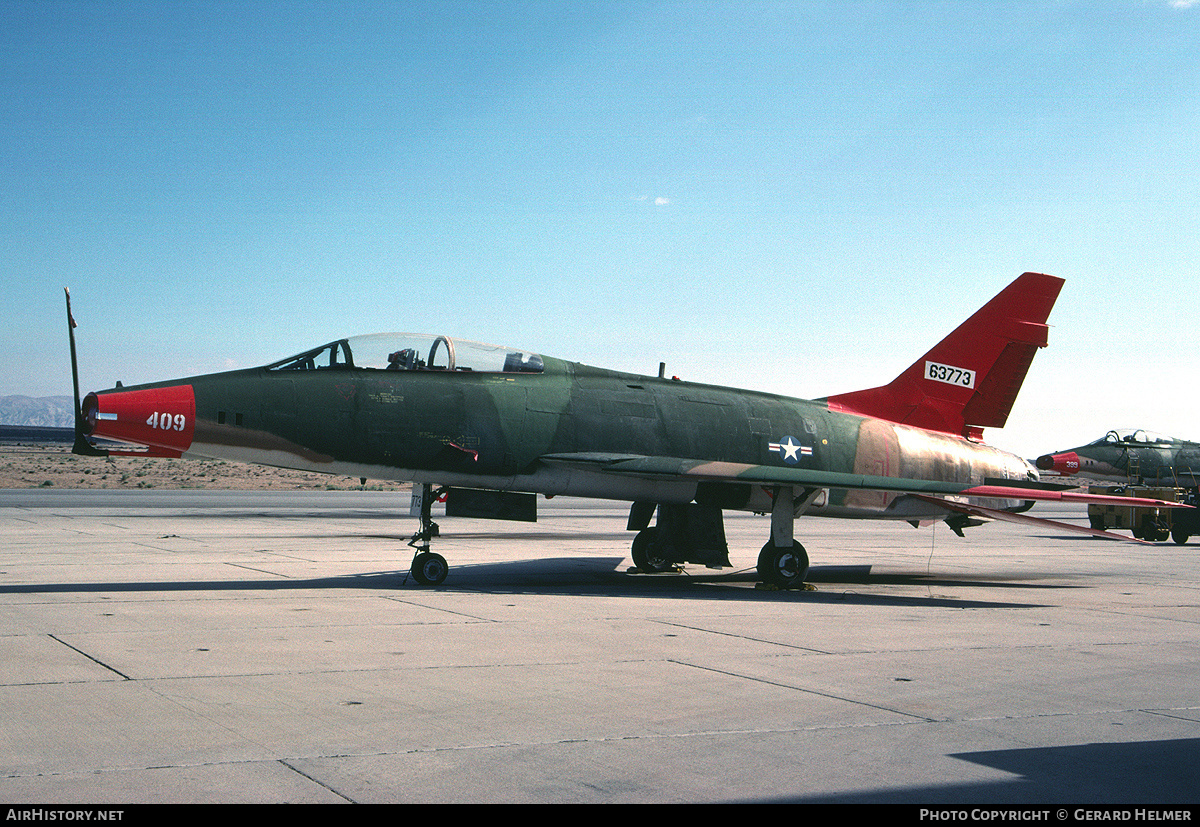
[1088,485,1199,544]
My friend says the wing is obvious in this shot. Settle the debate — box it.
[540,451,1183,503]
[543,452,985,495]
[539,452,1187,543]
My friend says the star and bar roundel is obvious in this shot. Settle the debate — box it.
[768,435,813,466]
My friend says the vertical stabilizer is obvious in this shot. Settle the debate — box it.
[824,272,1064,438]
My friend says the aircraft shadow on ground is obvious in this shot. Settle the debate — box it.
[767,737,1200,805]
[0,559,1069,608]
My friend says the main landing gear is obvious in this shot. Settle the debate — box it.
[629,486,819,589]
[407,482,820,590]
[756,541,809,590]
[755,485,817,589]
[408,483,448,586]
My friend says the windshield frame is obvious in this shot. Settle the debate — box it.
[265,333,545,375]
[1088,428,1180,446]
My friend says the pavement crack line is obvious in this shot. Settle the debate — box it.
[652,619,833,653]
[278,759,357,802]
[47,634,131,680]
[667,658,937,722]
[224,562,292,577]
[379,595,501,621]
[1142,708,1200,723]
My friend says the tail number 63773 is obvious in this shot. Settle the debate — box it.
[925,361,976,389]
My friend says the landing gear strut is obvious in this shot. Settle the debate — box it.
[755,486,818,589]
[408,483,448,585]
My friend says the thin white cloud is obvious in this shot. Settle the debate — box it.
[654,197,670,206]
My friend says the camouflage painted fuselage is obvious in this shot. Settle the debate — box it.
[93,351,1034,521]
[1037,430,1200,487]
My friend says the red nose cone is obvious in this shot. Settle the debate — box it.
[1035,451,1080,475]
[83,385,196,454]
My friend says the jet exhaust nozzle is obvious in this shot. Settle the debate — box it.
[82,385,196,455]
[1035,451,1080,475]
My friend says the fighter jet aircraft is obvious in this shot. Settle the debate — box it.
[1037,430,1200,544]
[66,273,1183,588]
[1037,430,1200,487]
[1032,432,1200,542]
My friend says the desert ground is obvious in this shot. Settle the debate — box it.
[0,440,411,492]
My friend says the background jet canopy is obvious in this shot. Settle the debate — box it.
[266,333,545,375]
[1090,429,1180,446]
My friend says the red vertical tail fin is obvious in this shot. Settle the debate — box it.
[824,272,1064,439]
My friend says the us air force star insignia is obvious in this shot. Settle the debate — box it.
[768,435,812,466]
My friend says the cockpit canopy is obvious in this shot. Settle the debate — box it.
[266,333,544,375]
[1087,429,1179,446]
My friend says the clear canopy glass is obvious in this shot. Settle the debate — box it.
[1087,429,1180,446]
[266,333,544,374]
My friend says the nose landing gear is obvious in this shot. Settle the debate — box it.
[408,483,449,586]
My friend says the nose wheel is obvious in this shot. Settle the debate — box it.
[410,550,448,586]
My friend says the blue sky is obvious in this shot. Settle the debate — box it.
[3,0,1197,458]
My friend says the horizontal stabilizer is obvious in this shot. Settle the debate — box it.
[913,495,1156,544]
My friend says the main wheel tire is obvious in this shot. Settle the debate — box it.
[1140,516,1169,542]
[757,541,809,589]
[631,528,673,573]
[411,551,448,585]
[1172,527,1190,545]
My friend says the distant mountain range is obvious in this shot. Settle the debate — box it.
[0,396,75,428]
